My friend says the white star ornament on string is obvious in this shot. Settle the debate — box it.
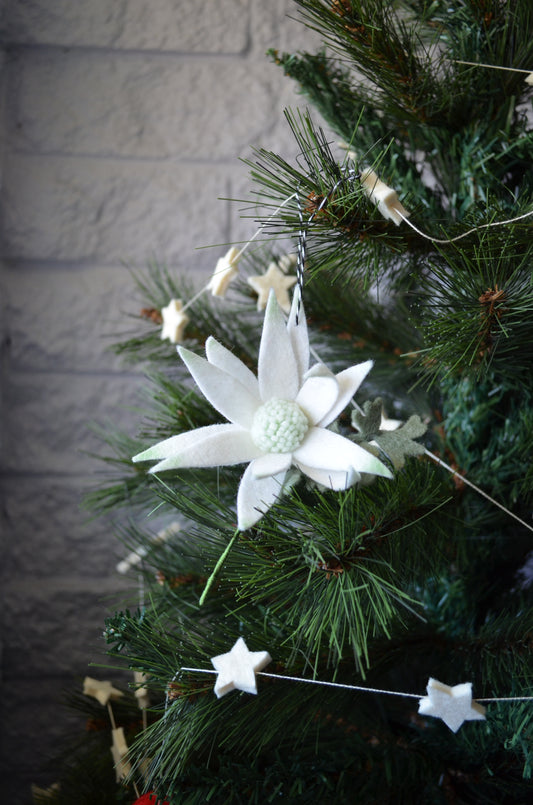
[110,727,132,781]
[418,678,486,732]
[160,298,190,344]
[211,637,271,698]
[83,676,124,706]
[133,290,392,530]
[247,261,297,313]
[360,167,410,226]
[207,246,240,297]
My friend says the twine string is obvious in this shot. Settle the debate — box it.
[175,171,533,324]
[180,193,297,315]
[396,206,533,244]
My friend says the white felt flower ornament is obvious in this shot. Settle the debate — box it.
[133,291,392,530]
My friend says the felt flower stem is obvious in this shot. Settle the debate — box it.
[199,528,240,606]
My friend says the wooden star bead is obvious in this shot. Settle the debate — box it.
[110,727,132,782]
[207,246,240,297]
[83,676,124,706]
[160,299,189,344]
[134,670,151,709]
[360,167,409,226]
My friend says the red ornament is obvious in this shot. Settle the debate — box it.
[133,793,169,805]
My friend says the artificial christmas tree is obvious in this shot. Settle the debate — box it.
[50,1,533,802]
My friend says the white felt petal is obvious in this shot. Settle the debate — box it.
[205,337,260,397]
[287,291,309,384]
[257,290,299,401]
[133,426,229,462]
[249,453,292,478]
[133,424,261,472]
[318,361,374,427]
[294,427,392,478]
[237,462,287,530]
[178,347,259,428]
[296,367,339,425]
[294,461,360,490]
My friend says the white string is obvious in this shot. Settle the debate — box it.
[453,59,533,75]
[396,207,533,244]
[175,179,533,326]
[477,696,533,703]
[180,666,533,703]
[180,193,297,314]
[232,192,298,263]
[174,144,533,322]
[180,283,211,314]
[181,667,419,697]
[309,343,533,534]
[424,449,533,534]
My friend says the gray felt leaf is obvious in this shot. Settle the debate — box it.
[351,398,426,470]
[351,398,384,441]
[373,415,427,469]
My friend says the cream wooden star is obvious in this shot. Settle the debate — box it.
[247,262,297,313]
[207,246,240,297]
[133,670,150,709]
[83,676,124,706]
[31,783,60,800]
[418,678,486,732]
[211,637,271,698]
[360,167,410,226]
[110,727,132,782]
[160,298,190,343]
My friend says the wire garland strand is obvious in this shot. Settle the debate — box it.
[453,59,533,76]
[424,449,533,534]
[180,666,533,703]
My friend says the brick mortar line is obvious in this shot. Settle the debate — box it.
[4,370,144,381]
[0,257,194,270]
[2,575,131,589]
[4,42,255,60]
[4,148,246,165]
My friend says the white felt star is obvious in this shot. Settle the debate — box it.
[83,676,124,706]
[211,637,272,698]
[418,677,486,732]
[207,246,240,297]
[247,261,297,313]
[161,298,190,344]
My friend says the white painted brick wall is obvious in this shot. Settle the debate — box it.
[0,1,322,799]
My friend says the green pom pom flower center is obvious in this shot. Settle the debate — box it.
[251,398,309,453]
